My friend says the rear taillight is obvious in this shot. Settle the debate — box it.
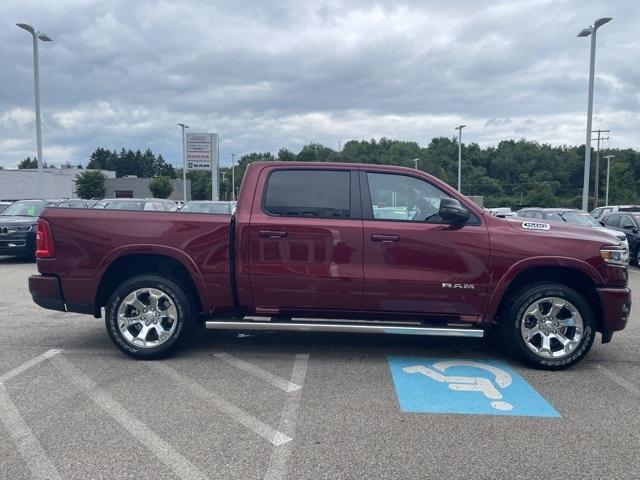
[36,218,55,259]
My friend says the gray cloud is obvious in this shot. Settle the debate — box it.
[1,0,638,168]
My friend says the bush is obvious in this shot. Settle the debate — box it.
[148,176,174,199]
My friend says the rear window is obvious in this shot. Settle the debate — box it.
[264,170,351,218]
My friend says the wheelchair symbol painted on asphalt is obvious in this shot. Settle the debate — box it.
[388,357,560,417]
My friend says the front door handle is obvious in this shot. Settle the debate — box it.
[371,234,400,243]
[259,230,288,238]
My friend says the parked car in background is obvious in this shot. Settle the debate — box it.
[601,212,640,265]
[488,207,516,218]
[93,198,177,211]
[0,199,48,259]
[0,201,12,213]
[591,205,640,220]
[48,199,99,208]
[180,200,236,214]
[516,208,629,252]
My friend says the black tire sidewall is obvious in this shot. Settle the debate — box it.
[105,275,191,359]
[503,283,596,370]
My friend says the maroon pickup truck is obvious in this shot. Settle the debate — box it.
[29,162,631,369]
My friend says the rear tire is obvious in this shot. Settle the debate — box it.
[105,274,192,359]
[500,283,596,370]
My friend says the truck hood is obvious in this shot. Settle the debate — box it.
[505,217,622,246]
[593,226,627,242]
[0,216,38,226]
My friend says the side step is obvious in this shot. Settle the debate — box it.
[204,320,484,338]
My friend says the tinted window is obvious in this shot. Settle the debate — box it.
[366,172,450,222]
[602,215,618,227]
[546,213,563,222]
[264,170,351,218]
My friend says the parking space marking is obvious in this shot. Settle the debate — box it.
[264,354,309,480]
[0,350,63,480]
[596,365,640,398]
[215,352,302,392]
[0,349,60,383]
[388,357,560,417]
[149,362,292,446]
[50,353,209,480]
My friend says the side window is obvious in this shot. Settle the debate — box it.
[143,202,155,211]
[519,211,530,218]
[366,172,451,223]
[546,213,562,222]
[264,170,351,218]
[603,215,618,227]
[620,215,635,229]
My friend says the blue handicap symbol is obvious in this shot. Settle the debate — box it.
[388,357,560,417]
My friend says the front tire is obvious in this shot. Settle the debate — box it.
[501,283,596,370]
[105,274,192,359]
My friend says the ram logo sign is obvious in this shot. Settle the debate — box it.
[442,283,475,289]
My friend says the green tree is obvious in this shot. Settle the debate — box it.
[148,176,174,198]
[75,171,106,199]
[18,157,38,169]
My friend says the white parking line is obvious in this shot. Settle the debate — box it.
[150,362,292,446]
[0,349,60,383]
[264,354,310,480]
[0,349,63,480]
[596,365,640,398]
[215,352,302,392]
[49,353,208,480]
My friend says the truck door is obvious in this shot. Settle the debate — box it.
[360,170,491,321]
[248,168,363,312]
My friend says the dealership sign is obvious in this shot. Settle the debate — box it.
[186,133,219,171]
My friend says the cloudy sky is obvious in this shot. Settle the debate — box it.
[1,0,638,168]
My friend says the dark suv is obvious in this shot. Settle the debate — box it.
[0,200,48,259]
[601,212,640,264]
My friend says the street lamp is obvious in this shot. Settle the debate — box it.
[412,158,419,170]
[177,123,188,201]
[16,23,52,192]
[454,125,466,192]
[603,154,615,206]
[231,153,236,201]
[578,17,612,211]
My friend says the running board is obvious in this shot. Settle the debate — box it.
[205,320,484,338]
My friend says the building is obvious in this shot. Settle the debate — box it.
[105,177,190,201]
[0,168,115,201]
[0,169,191,201]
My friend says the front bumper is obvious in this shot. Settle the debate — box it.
[597,286,632,343]
[28,274,94,315]
[0,232,34,256]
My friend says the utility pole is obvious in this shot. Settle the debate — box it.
[603,154,615,206]
[591,128,609,209]
[454,125,466,192]
[231,153,236,201]
[413,158,419,170]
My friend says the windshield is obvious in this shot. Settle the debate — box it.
[561,211,600,227]
[0,201,46,217]
[93,200,145,210]
[181,202,231,214]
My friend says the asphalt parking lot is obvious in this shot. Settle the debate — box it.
[0,256,639,480]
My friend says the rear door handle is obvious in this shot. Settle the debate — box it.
[259,230,288,238]
[371,234,400,243]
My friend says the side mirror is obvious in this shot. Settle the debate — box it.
[623,224,635,231]
[439,198,470,224]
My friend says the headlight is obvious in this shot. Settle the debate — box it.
[600,246,629,266]
[13,225,33,232]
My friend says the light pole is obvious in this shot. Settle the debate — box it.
[578,17,612,211]
[231,153,236,201]
[603,154,615,206]
[412,158,419,170]
[454,125,466,192]
[177,123,188,201]
[17,23,52,193]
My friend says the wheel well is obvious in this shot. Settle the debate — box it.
[496,266,604,332]
[95,254,202,314]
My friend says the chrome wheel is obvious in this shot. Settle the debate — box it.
[117,288,178,349]
[520,296,584,359]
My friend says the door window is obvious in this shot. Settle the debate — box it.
[366,172,451,223]
[264,170,351,218]
[602,215,618,227]
[620,215,636,229]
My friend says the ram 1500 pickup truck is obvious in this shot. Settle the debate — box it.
[29,162,631,369]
